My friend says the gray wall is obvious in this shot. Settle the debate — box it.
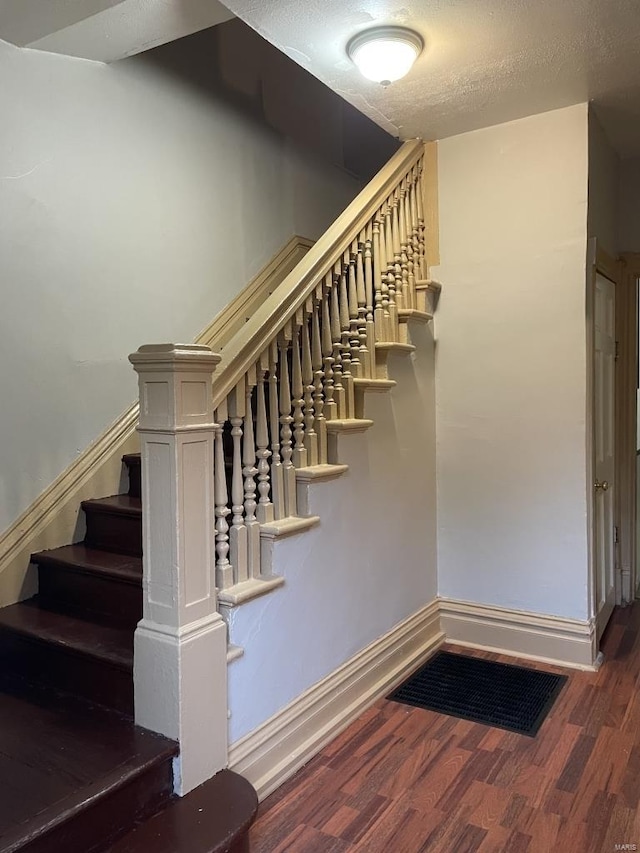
[0,23,386,533]
[588,108,620,257]
[434,105,591,621]
[618,158,640,252]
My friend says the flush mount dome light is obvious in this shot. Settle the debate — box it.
[347,26,423,86]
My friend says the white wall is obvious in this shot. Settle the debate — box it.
[227,326,437,742]
[619,158,640,252]
[434,104,591,621]
[0,37,361,535]
[588,108,619,257]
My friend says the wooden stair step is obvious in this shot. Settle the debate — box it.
[397,308,433,324]
[34,544,142,583]
[103,770,258,853]
[122,454,141,499]
[33,544,142,628]
[0,601,134,713]
[82,495,143,518]
[374,341,416,355]
[82,495,142,557]
[0,600,133,668]
[0,674,177,853]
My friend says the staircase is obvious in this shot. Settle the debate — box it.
[0,138,437,848]
[0,453,257,852]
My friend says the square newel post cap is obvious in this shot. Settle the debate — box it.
[129,343,221,374]
[129,344,221,431]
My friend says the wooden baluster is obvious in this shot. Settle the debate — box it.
[392,188,404,313]
[356,230,371,377]
[348,242,364,378]
[291,323,307,468]
[279,332,297,516]
[378,206,391,341]
[336,270,354,419]
[372,212,386,341]
[302,314,318,466]
[268,340,286,520]
[243,366,260,578]
[399,179,411,310]
[364,222,376,374]
[330,277,347,418]
[214,401,232,591]
[338,258,353,381]
[229,378,248,585]
[410,166,421,282]
[312,300,327,462]
[404,177,416,310]
[385,196,399,341]
[416,162,427,278]
[321,275,338,421]
[255,348,274,524]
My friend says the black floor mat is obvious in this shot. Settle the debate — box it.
[389,651,567,737]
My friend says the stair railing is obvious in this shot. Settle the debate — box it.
[208,139,428,593]
[129,138,432,795]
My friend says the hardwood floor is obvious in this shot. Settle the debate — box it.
[249,603,640,852]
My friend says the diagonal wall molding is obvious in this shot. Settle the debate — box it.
[0,236,312,606]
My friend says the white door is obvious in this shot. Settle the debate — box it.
[594,272,616,642]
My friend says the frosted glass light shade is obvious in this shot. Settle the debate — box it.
[347,27,423,85]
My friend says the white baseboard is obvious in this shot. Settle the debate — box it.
[439,597,597,670]
[228,599,443,801]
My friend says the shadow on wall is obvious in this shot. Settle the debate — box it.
[129,18,400,185]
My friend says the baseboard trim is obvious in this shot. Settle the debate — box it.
[228,599,443,800]
[438,597,597,670]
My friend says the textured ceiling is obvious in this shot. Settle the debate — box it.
[220,0,640,158]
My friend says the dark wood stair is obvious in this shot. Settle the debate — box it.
[0,674,177,853]
[0,452,258,852]
[103,770,258,853]
[82,495,143,558]
[0,598,134,713]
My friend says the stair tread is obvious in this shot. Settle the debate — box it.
[82,495,142,516]
[0,601,134,669]
[104,770,258,853]
[33,544,142,584]
[0,674,177,852]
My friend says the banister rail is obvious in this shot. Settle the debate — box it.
[211,138,425,410]
[132,135,432,607]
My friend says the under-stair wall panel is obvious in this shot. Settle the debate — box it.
[226,321,437,744]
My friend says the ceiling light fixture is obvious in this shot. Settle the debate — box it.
[347,26,423,86]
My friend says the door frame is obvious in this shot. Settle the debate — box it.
[618,252,640,601]
[587,240,622,623]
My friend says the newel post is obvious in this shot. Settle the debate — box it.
[129,343,227,796]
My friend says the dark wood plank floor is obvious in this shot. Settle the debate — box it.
[249,603,640,852]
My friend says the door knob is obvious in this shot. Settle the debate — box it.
[595,480,610,492]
